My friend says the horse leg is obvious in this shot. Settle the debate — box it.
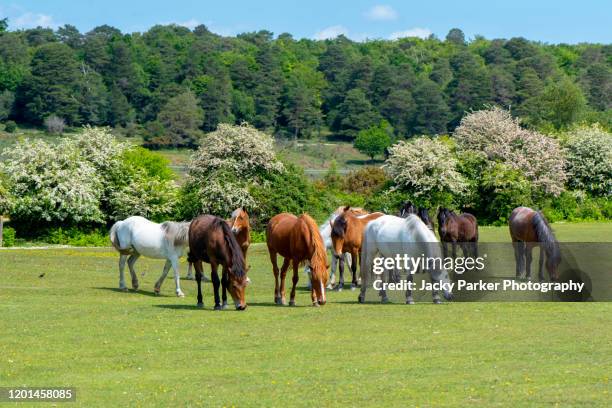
[118,254,128,291]
[211,263,222,310]
[406,271,414,305]
[525,245,533,280]
[451,240,457,259]
[127,253,140,290]
[194,261,204,308]
[186,262,194,280]
[170,256,184,297]
[380,269,389,303]
[290,260,299,306]
[270,251,281,304]
[358,245,373,304]
[441,241,448,259]
[350,250,359,290]
[538,243,545,282]
[221,268,229,309]
[432,280,442,304]
[279,258,290,306]
[154,260,171,295]
[327,253,337,289]
[512,240,523,279]
[335,253,345,291]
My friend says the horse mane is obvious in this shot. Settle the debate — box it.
[214,217,246,278]
[300,213,328,279]
[532,211,560,263]
[418,207,430,223]
[161,221,191,247]
[331,213,348,237]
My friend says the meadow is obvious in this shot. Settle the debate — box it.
[1,223,611,406]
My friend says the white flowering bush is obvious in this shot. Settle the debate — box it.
[0,127,178,227]
[184,123,284,217]
[454,107,566,196]
[384,137,467,205]
[564,125,612,196]
[0,139,104,224]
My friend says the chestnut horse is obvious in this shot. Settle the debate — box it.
[437,208,479,258]
[188,215,248,310]
[330,207,385,290]
[228,207,251,265]
[266,213,329,306]
[509,207,560,281]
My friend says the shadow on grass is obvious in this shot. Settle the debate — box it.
[154,304,205,311]
[92,287,163,297]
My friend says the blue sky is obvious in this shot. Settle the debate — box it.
[1,1,610,43]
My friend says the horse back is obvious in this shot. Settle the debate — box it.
[189,215,226,264]
[266,213,299,258]
[508,207,538,242]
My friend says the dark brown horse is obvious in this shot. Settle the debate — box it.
[188,215,248,310]
[399,201,435,231]
[266,213,329,306]
[331,207,384,290]
[509,207,560,281]
[437,208,479,258]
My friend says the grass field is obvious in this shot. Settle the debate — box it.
[1,223,610,406]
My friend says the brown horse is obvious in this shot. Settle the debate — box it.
[330,206,385,290]
[266,213,329,306]
[509,207,560,281]
[188,215,248,310]
[437,208,479,258]
[398,201,435,231]
[228,207,251,265]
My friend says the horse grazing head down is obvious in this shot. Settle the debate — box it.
[229,207,250,235]
[217,219,249,309]
[330,212,348,257]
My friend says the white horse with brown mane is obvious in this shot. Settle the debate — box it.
[110,216,190,297]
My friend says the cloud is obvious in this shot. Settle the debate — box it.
[314,25,349,40]
[175,19,201,30]
[389,27,432,40]
[13,12,59,29]
[365,5,398,21]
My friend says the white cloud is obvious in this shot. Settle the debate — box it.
[389,27,432,40]
[175,19,200,30]
[314,25,349,40]
[13,12,59,29]
[365,5,398,21]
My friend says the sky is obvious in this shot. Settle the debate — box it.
[1,0,610,44]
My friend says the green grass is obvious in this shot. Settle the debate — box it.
[1,224,611,406]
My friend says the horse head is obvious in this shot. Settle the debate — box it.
[399,201,417,218]
[229,207,250,235]
[330,213,348,258]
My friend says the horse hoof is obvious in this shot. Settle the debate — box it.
[184,276,194,281]
[350,283,357,291]
[381,298,390,304]
[334,285,343,292]
[289,300,296,307]
[406,299,415,305]
[214,304,222,311]
[176,292,185,298]
[196,302,204,308]
[326,284,333,290]
[153,288,161,296]
[357,295,365,304]
[274,297,282,305]
[312,301,320,307]
[120,287,128,292]
[433,299,442,304]
[221,302,228,310]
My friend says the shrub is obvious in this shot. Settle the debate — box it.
[182,124,284,219]
[343,166,388,195]
[4,120,17,133]
[480,163,533,223]
[454,107,566,197]
[44,115,66,134]
[564,124,612,196]
[2,225,16,247]
[43,227,108,246]
[384,137,467,207]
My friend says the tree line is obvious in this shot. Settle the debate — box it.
[0,18,610,146]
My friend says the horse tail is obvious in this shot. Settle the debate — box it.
[532,211,560,263]
[301,213,328,281]
[109,221,123,252]
[216,217,246,278]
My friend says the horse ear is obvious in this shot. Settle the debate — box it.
[343,205,350,212]
[329,220,334,229]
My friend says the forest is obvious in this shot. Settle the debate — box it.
[0,18,610,145]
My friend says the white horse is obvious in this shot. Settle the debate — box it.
[109,216,190,297]
[304,209,356,289]
[359,214,453,304]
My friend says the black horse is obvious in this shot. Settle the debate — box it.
[398,201,435,231]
